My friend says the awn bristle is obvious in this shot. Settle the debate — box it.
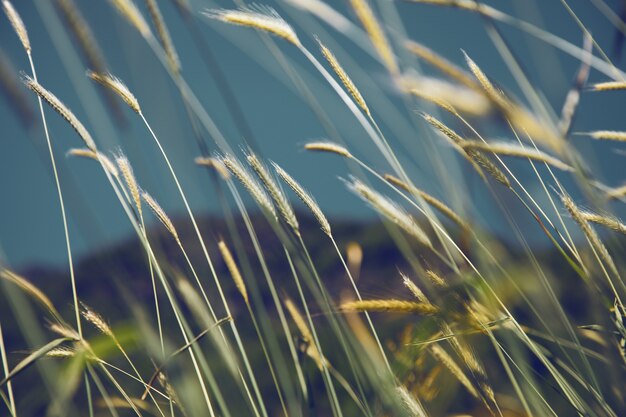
[144,0,180,73]
[580,211,626,235]
[205,7,301,47]
[318,40,370,115]
[561,194,618,276]
[247,153,299,233]
[115,154,142,217]
[81,303,113,337]
[341,299,439,315]
[218,240,248,304]
[405,40,476,89]
[142,191,179,242]
[273,162,332,236]
[587,131,626,142]
[87,71,140,113]
[304,141,352,158]
[591,81,626,91]
[219,154,277,219]
[108,0,151,37]
[349,0,398,74]
[429,344,479,398]
[348,178,432,247]
[67,148,119,178]
[3,1,30,52]
[461,140,572,171]
[24,77,97,151]
[384,174,469,231]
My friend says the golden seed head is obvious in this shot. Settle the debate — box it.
[142,191,179,242]
[318,40,370,115]
[3,0,30,52]
[304,141,352,158]
[24,77,97,151]
[273,162,332,236]
[218,240,248,304]
[206,7,300,47]
[87,71,140,113]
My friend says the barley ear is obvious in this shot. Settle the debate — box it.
[3,1,30,52]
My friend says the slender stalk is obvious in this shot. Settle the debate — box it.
[0,324,15,417]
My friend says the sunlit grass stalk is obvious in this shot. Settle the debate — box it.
[0,324,15,417]
[223,180,308,407]
[219,240,290,417]
[282,247,345,417]
[81,305,166,417]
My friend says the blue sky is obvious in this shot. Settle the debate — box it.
[1,0,626,268]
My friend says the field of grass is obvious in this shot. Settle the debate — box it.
[1,0,626,416]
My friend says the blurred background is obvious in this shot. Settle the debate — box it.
[1,0,626,268]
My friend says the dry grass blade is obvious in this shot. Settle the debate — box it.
[348,177,432,247]
[405,40,476,89]
[144,0,180,73]
[591,81,626,91]
[46,346,76,358]
[273,162,332,236]
[218,240,248,304]
[341,299,439,315]
[304,142,352,158]
[579,211,626,235]
[24,76,96,151]
[67,148,119,177]
[87,71,140,113]
[606,184,626,200]
[205,6,301,47]
[461,140,572,171]
[142,191,179,242]
[219,154,277,219]
[247,152,299,232]
[561,193,618,276]
[0,269,61,321]
[3,0,30,52]
[401,76,490,117]
[0,338,73,387]
[195,156,231,179]
[406,0,481,12]
[284,298,325,369]
[585,131,626,142]
[49,323,81,341]
[115,153,142,216]
[384,174,469,230]
[349,0,398,74]
[108,0,151,37]
[318,40,370,115]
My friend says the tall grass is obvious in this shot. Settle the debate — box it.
[1,1,626,417]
